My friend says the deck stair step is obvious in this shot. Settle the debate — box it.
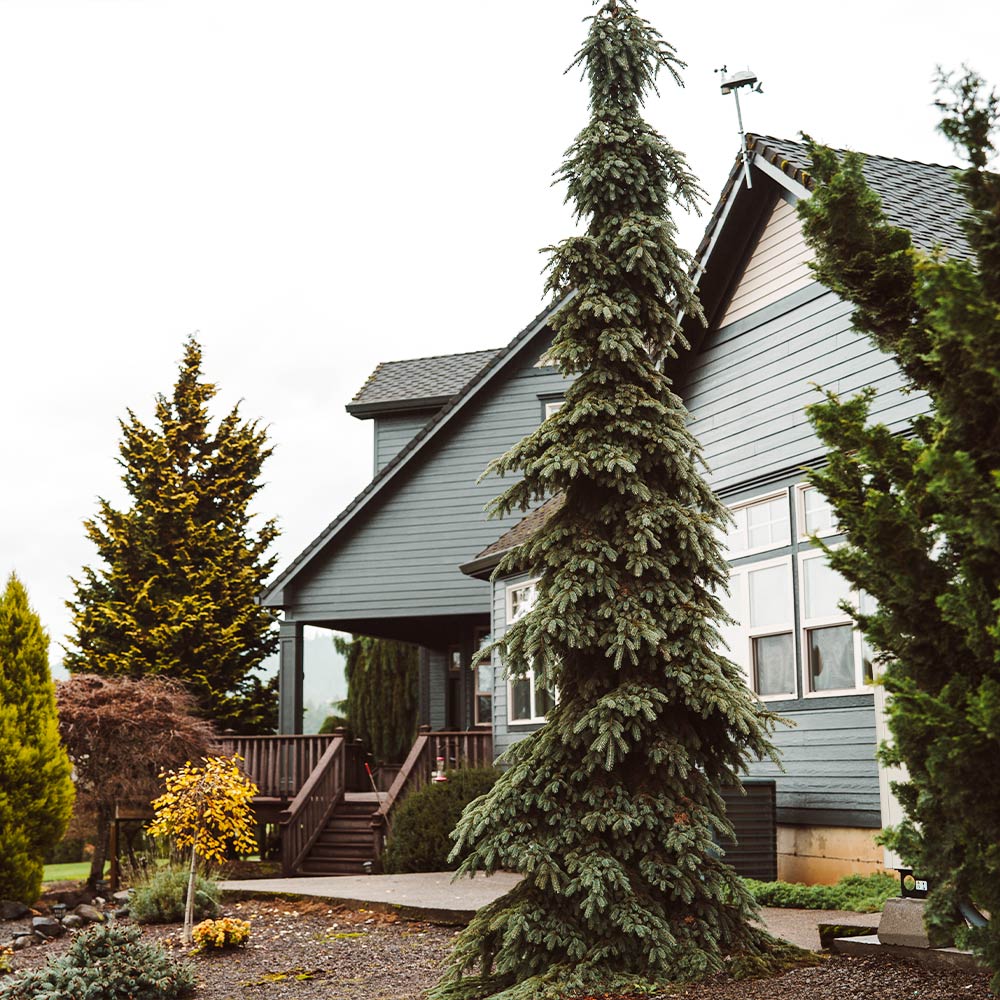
[296,794,380,876]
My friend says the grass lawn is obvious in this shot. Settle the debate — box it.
[42,861,107,883]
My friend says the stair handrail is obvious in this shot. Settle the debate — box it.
[370,728,431,865]
[279,735,346,876]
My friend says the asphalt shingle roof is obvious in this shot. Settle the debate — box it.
[747,134,970,258]
[347,348,503,414]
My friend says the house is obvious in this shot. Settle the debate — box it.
[257,134,968,881]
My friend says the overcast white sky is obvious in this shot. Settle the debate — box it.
[1,1,997,668]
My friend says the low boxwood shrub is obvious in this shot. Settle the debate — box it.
[383,767,500,874]
[0,922,194,999]
[744,871,899,913]
[129,868,219,925]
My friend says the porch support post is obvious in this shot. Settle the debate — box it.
[277,619,304,735]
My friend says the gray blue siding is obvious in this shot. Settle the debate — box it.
[683,283,928,493]
[748,706,880,827]
[285,346,571,623]
[373,411,436,474]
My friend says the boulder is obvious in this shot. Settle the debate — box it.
[11,934,33,951]
[73,904,105,924]
[0,901,29,921]
[31,916,65,939]
[61,914,85,930]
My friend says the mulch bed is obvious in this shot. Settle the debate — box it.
[3,895,994,999]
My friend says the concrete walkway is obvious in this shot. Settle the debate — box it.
[220,872,876,949]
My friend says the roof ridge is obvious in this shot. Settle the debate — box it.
[748,133,960,173]
[373,347,503,368]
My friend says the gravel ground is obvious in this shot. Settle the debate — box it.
[3,897,994,999]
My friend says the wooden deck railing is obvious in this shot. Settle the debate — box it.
[219,734,337,799]
[278,737,346,875]
[370,729,493,865]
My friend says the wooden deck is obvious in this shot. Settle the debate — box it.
[219,729,493,876]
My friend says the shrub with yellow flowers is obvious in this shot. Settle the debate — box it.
[149,755,258,946]
[1,945,13,975]
[191,917,251,952]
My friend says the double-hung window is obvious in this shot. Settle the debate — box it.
[505,580,554,724]
[800,549,873,694]
[797,485,839,539]
[724,557,796,699]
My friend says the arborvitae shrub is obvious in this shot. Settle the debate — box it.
[0,922,195,1000]
[384,768,500,874]
[130,868,219,925]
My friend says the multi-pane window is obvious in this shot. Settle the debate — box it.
[505,580,554,723]
[800,550,872,694]
[717,486,871,700]
[799,485,838,538]
[723,493,791,558]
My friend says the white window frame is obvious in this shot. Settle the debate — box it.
[473,628,493,728]
[798,547,867,697]
[724,489,792,560]
[728,554,798,702]
[504,579,551,724]
[796,484,841,541]
[543,399,564,419]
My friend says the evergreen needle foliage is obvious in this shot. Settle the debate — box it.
[432,5,787,998]
[797,69,1000,987]
[335,635,419,764]
[0,574,74,903]
[65,336,280,733]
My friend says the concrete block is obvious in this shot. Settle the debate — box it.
[878,897,933,948]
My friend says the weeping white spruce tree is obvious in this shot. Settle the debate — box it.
[432,4,792,999]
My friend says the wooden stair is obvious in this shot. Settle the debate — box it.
[297,793,379,876]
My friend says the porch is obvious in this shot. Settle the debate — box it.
[219,727,494,877]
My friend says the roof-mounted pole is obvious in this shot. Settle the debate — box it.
[715,66,763,190]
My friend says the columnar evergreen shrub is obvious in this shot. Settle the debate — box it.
[432,5,788,998]
[797,70,1000,987]
[383,768,500,874]
[0,923,195,1000]
[0,574,74,904]
[335,636,419,763]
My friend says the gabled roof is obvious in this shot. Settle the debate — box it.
[261,295,573,606]
[746,134,968,256]
[346,348,503,418]
[468,135,971,576]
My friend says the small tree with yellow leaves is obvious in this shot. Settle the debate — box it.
[149,755,257,945]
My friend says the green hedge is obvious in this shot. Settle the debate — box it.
[744,872,899,913]
[383,768,500,874]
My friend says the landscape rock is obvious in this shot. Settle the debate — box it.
[0,901,29,921]
[32,916,65,939]
[73,904,105,924]
[114,906,130,919]
[10,934,33,951]
[61,914,85,930]
[113,890,131,904]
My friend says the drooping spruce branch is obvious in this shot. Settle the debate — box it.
[430,5,790,999]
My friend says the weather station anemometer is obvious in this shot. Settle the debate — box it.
[715,66,763,189]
